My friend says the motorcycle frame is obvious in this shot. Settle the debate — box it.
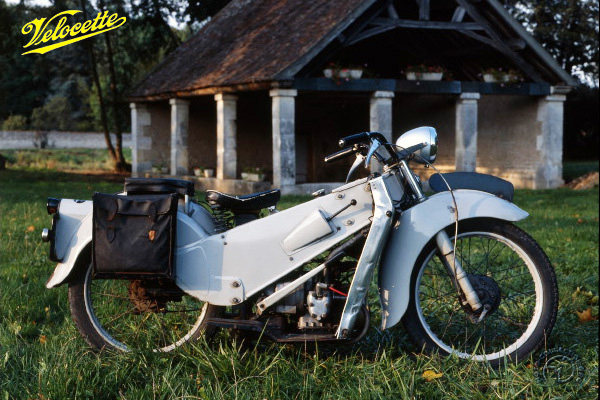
[46,167,529,335]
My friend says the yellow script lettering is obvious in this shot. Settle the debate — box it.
[70,22,82,36]
[21,9,127,55]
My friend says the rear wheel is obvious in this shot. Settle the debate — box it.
[68,261,222,352]
[402,218,558,366]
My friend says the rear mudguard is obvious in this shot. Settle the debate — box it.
[378,189,529,330]
[46,200,214,288]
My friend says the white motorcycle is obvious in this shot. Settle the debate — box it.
[42,127,558,366]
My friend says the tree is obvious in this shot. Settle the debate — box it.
[504,0,599,84]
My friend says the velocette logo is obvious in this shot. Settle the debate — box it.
[21,10,126,55]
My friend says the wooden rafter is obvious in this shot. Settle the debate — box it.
[454,0,543,82]
[416,0,430,21]
[345,17,484,47]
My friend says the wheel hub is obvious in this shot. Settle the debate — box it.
[462,274,502,320]
[468,274,502,316]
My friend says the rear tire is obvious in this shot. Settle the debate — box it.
[68,260,222,352]
[402,218,558,366]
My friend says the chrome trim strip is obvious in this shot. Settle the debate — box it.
[336,176,394,339]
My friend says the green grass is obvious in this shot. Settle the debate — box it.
[1,148,132,172]
[0,166,598,399]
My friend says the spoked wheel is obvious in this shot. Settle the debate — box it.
[68,261,222,352]
[403,218,558,366]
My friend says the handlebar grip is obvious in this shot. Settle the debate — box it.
[324,146,355,163]
[338,132,370,148]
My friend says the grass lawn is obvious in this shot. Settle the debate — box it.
[0,165,598,399]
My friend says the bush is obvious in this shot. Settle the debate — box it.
[30,96,73,131]
[2,114,28,130]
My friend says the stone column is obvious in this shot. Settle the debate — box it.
[535,88,568,188]
[214,93,238,180]
[169,98,190,175]
[455,92,480,172]
[130,102,152,175]
[270,89,297,189]
[370,91,395,172]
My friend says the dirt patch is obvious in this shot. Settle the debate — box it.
[565,172,599,190]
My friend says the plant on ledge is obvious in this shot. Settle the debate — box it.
[481,68,523,84]
[323,62,366,84]
[241,167,265,182]
[404,65,446,81]
[193,166,214,178]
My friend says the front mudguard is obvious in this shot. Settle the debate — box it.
[378,189,529,330]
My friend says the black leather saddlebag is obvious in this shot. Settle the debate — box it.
[92,192,178,279]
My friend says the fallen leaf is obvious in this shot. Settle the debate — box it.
[576,308,597,323]
[422,370,443,382]
[26,225,35,232]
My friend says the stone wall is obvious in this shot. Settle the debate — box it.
[0,130,132,149]
[476,95,561,188]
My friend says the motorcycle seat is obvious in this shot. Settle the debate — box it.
[206,189,281,212]
[428,172,514,202]
[124,178,195,197]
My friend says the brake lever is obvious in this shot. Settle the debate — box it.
[346,153,365,183]
[364,138,382,167]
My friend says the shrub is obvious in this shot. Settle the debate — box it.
[2,114,28,130]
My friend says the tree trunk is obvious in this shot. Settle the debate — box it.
[99,0,130,173]
[80,0,117,164]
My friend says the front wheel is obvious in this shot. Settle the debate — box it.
[402,218,558,366]
[68,260,222,352]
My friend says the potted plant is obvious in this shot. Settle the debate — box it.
[152,162,168,174]
[404,65,445,81]
[323,62,365,83]
[203,168,214,178]
[242,167,265,182]
[481,68,521,84]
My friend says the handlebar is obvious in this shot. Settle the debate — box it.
[338,132,371,148]
[324,146,356,163]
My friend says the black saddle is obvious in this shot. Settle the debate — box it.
[124,178,195,197]
[206,189,281,211]
[428,172,514,202]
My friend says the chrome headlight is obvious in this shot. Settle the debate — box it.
[395,126,438,164]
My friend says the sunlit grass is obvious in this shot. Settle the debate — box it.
[0,164,597,399]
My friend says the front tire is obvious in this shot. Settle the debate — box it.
[68,261,222,352]
[402,218,558,366]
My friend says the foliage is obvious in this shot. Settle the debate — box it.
[2,114,28,130]
[0,161,597,399]
[1,148,132,171]
[30,96,74,131]
[503,0,599,84]
[185,0,231,24]
[405,64,445,73]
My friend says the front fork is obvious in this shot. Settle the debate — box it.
[399,159,483,313]
[435,230,483,312]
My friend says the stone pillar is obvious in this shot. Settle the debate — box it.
[214,93,238,180]
[370,91,395,172]
[535,88,567,188]
[169,98,190,175]
[455,92,480,172]
[130,102,152,175]
[270,89,297,189]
